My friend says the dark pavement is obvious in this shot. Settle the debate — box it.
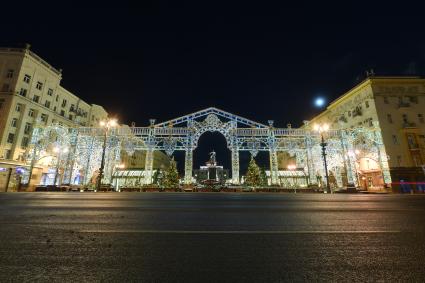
[1,193,425,282]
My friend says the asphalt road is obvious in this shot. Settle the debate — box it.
[1,192,425,282]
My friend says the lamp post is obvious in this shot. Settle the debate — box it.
[97,118,117,191]
[53,146,68,186]
[313,123,331,194]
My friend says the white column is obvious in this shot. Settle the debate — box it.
[144,149,154,184]
[269,149,279,185]
[231,149,240,184]
[184,149,193,184]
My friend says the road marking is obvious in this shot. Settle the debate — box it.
[79,230,401,234]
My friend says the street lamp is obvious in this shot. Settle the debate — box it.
[53,146,68,186]
[313,123,331,194]
[97,118,118,191]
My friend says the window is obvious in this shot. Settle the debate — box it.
[409,96,418,104]
[61,99,67,107]
[23,74,31,83]
[348,111,351,117]
[24,123,32,135]
[11,118,18,127]
[41,114,48,123]
[384,96,389,104]
[2,83,9,92]
[387,114,393,123]
[44,100,51,108]
[402,114,408,123]
[21,136,29,148]
[53,106,57,112]
[6,69,14,78]
[365,100,369,108]
[15,103,22,112]
[368,118,373,127]
[70,104,75,112]
[418,114,424,124]
[7,133,14,143]
[56,95,59,102]
[407,134,418,149]
[392,134,398,145]
[47,88,53,96]
[36,82,43,90]
[4,149,11,159]
[60,110,65,116]
[19,88,27,97]
[33,95,40,103]
[69,114,73,120]
[28,109,35,117]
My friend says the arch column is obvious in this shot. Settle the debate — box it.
[231,149,240,184]
[144,148,154,184]
[184,149,193,184]
[269,148,279,185]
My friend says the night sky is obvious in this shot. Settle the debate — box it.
[3,1,425,171]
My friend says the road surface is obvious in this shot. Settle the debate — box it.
[1,192,424,282]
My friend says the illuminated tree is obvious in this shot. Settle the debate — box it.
[163,158,179,188]
[245,158,261,187]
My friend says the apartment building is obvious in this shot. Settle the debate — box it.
[0,45,108,191]
[306,76,425,191]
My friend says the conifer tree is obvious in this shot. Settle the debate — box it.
[164,158,179,188]
[245,157,261,187]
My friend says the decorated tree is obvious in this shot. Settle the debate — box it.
[259,167,268,187]
[245,158,261,187]
[163,158,179,188]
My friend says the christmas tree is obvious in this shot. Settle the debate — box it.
[163,158,179,188]
[245,157,261,187]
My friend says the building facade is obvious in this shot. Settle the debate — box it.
[0,45,108,191]
[306,77,425,191]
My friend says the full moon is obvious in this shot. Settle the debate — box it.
[314,97,325,107]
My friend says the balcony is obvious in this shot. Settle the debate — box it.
[398,102,410,108]
[402,122,417,128]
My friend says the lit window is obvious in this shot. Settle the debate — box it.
[23,74,31,83]
[36,82,43,90]
[19,88,27,97]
